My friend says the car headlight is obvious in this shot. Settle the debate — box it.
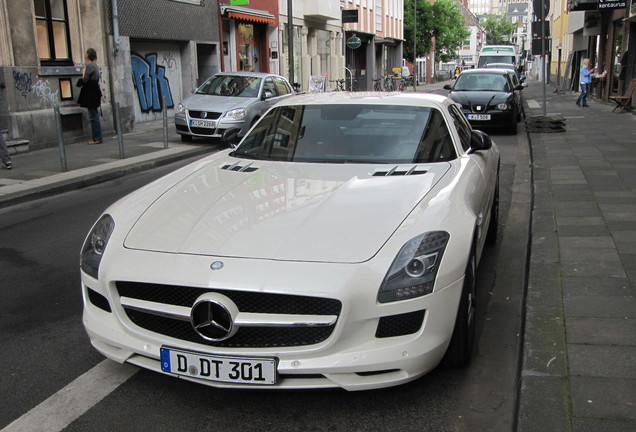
[176,103,186,115]
[378,231,450,303]
[496,103,510,110]
[224,108,247,121]
[80,214,115,279]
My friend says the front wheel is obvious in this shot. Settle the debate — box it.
[443,249,476,368]
[486,174,499,245]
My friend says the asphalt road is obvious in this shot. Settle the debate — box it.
[0,126,528,432]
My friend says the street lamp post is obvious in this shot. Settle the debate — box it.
[413,0,417,91]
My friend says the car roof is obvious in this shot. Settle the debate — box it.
[214,71,285,79]
[274,91,453,109]
[460,68,512,76]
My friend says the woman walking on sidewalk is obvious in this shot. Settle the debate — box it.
[77,48,103,144]
[576,58,593,107]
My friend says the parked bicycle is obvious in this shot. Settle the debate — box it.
[330,78,358,92]
[330,79,346,91]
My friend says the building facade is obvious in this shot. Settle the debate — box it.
[0,0,222,150]
[341,0,404,91]
[554,0,634,107]
[0,0,110,150]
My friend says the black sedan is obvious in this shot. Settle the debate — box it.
[444,69,523,135]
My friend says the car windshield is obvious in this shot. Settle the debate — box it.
[454,73,510,92]
[231,104,457,164]
[196,75,261,97]
[478,55,516,68]
[484,63,515,71]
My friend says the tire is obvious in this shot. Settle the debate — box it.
[443,249,476,368]
[486,174,499,245]
[180,134,193,142]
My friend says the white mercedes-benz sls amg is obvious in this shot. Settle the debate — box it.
[81,92,500,391]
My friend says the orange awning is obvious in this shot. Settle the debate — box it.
[227,11,276,25]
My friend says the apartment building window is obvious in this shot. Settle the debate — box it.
[34,0,72,65]
[375,0,382,31]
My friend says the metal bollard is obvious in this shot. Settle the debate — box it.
[115,102,125,159]
[53,104,68,172]
[162,97,168,149]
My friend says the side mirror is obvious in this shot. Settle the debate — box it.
[222,128,242,148]
[261,90,274,100]
[519,75,526,82]
[443,84,453,90]
[514,85,524,91]
[468,130,492,154]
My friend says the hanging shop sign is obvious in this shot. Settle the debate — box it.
[346,36,362,50]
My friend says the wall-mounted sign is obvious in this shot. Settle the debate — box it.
[583,11,601,36]
[230,0,249,5]
[342,9,359,23]
[346,36,362,49]
[598,0,626,9]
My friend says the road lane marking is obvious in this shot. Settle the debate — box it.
[2,360,137,432]
[526,99,540,109]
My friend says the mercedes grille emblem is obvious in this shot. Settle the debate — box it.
[191,298,235,341]
[200,112,208,119]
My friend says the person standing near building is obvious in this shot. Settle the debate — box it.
[576,58,594,107]
[0,131,12,169]
[77,48,103,144]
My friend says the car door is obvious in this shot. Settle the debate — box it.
[448,104,494,244]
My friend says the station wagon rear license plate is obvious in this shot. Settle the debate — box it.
[467,114,491,121]
[160,347,277,385]
[189,119,216,128]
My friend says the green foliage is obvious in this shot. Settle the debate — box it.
[404,0,471,63]
[482,15,517,45]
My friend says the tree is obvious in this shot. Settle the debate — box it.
[404,0,470,63]
[482,15,517,45]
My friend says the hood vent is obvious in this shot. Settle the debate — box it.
[372,166,427,177]
[221,161,259,173]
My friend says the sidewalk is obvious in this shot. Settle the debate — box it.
[517,80,636,431]
[0,120,220,208]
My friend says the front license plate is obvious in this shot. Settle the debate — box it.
[467,114,491,121]
[189,119,216,128]
[160,347,277,385]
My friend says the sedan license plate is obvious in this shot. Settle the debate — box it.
[189,119,216,128]
[467,114,491,121]
[160,347,277,385]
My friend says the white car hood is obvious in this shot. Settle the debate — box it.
[123,158,450,263]
[183,94,251,112]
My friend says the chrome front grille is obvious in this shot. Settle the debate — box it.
[187,110,222,119]
[116,282,341,348]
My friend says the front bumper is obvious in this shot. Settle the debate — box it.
[82,250,464,391]
[174,113,247,138]
[463,110,515,129]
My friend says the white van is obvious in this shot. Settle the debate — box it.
[477,45,518,68]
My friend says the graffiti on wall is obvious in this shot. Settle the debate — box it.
[162,52,178,74]
[34,79,59,105]
[13,71,33,98]
[131,53,174,112]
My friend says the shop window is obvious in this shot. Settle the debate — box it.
[34,0,72,65]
